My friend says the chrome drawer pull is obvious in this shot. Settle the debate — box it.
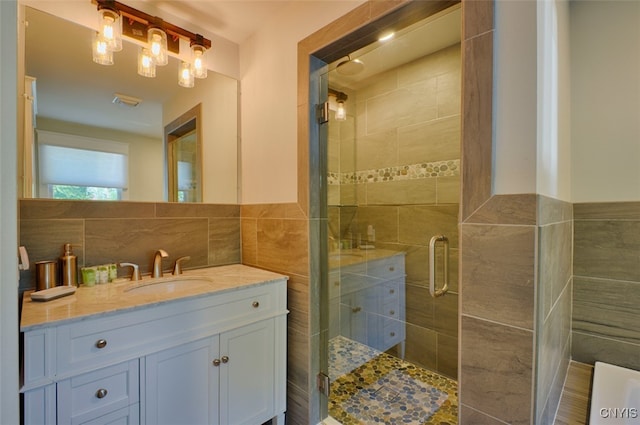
[252,301,260,308]
[390,332,395,337]
[352,306,362,313]
[95,339,108,349]
[389,310,395,315]
[95,388,108,399]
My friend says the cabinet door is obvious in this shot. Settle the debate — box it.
[145,337,218,425]
[219,319,275,425]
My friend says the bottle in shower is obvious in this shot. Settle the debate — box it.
[60,243,78,287]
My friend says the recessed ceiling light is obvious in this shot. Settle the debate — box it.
[379,32,395,42]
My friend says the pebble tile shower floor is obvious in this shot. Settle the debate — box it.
[329,336,458,425]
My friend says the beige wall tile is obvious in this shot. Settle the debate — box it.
[256,218,309,276]
[367,179,438,205]
[461,31,493,221]
[398,44,460,87]
[20,199,155,219]
[398,116,460,164]
[208,218,241,265]
[241,218,257,266]
[399,205,459,248]
[465,193,537,225]
[356,130,398,170]
[437,176,461,204]
[366,80,438,135]
[460,405,505,425]
[85,218,210,275]
[405,283,435,329]
[437,333,458,379]
[574,220,640,282]
[572,331,640,371]
[404,322,437,371]
[437,70,462,118]
[574,201,640,220]
[461,223,535,329]
[460,316,533,425]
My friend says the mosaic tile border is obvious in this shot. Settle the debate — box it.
[328,159,460,185]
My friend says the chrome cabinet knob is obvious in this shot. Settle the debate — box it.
[213,358,221,367]
[352,306,362,313]
[390,332,396,337]
[96,339,107,349]
[221,356,229,364]
[389,310,395,315]
[96,388,108,399]
[252,301,260,308]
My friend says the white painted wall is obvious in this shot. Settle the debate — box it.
[0,1,20,423]
[493,0,538,195]
[571,0,640,202]
[239,1,365,204]
[537,0,571,201]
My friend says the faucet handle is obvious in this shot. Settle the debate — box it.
[118,262,141,281]
[173,256,191,275]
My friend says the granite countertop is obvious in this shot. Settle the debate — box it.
[328,248,405,269]
[20,264,288,331]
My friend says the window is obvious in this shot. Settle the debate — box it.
[37,131,129,200]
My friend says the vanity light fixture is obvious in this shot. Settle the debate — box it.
[328,88,348,121]
[97,1,122,52]
[92,0,212,87]
[178,61,195,88]
[191,35,208,79]
[92,31,113,65]
[137,47,156,78]
[147,23,168,66]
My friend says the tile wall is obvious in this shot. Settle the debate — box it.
[536,196,573,424]
[328,44,461,378]
[18,199,240,291]
[572,201,640,371]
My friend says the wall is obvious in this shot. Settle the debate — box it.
[571,0,640,202]
[239,1,365,204]
[0,1,20,422]
[572,202,640,370]
[536,196,572,424]
[329,44,461,378]
[569,0,640,375]
[18,200,240,292]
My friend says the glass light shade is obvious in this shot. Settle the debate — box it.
[137,47,156,78]
[178,61,194,88]
[92,32,113,65]
[191,44,207,79]
[147,27,168,66]
[335,100,347,121]
[98,8,122,52]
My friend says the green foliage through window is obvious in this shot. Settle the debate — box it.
[51,185,120,200]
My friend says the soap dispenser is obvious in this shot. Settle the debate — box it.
[60,243,78,287]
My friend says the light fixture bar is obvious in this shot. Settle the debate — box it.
[93,0,211,49]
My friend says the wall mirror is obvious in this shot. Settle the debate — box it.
[21,5,238,203]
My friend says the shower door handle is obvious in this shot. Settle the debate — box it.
[429,235,449,298]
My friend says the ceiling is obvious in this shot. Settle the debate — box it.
[25,1,460,139]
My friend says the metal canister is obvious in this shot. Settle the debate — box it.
[35,260,58,291]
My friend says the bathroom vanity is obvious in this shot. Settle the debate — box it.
[330,250,406,356]
[20,264,288,425]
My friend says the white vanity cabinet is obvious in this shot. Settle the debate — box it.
[21,275,288,425]
[339,253,406,354]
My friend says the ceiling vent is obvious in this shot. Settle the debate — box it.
[112,93,142,107]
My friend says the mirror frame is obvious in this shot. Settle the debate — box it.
[165,104,203,202]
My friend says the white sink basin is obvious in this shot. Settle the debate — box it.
[124,275,214,295]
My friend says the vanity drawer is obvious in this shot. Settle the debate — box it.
[57,359,138,425]
[55,285,278,375]
[367,255,405,279]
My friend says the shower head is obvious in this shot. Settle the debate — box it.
[336,56,365,76]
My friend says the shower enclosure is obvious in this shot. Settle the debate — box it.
[319,4,462,424]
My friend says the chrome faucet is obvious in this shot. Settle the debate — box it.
[152,249,169,278]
